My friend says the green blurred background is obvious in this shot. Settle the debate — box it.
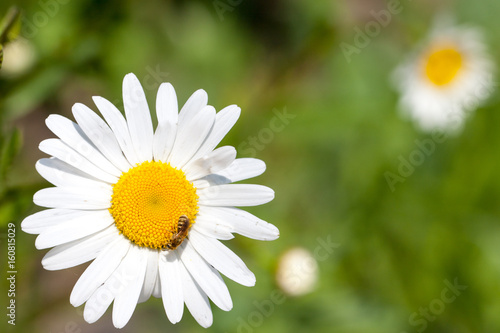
[2,0,500,332]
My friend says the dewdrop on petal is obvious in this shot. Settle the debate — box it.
[276,247,318,296]
[392,17,495,132]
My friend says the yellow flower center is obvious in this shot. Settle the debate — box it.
[424,46,463,86]
[109,161,198,249]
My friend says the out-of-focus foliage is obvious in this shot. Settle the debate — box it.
[0,6,22,68]
[2,0,500,333]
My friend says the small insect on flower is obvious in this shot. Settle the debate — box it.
[164,215,191,250]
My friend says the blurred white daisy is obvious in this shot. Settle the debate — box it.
[393,19,495,132]
[22,73,279,328]
[276,247,318,296]
[0,37,36,77]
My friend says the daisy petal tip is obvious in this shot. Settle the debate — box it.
[166,314,179,325]
[124,72,139,81]
[261,187,275,203]
[82,313,91,324]
[257,159,266,170]
[199,318,214,329]
[221,304,234,312]
[40,257,49,268]
[165,309,184,324]
[83,311,98,325]
[34,237,44,250]
[32,190,43,206]
[20,216,31,232]
[246,275,257,287]
[69,295,80,308]
[159,82,174,90]
[232,105,242,115]
[40,258,58,271]
[112,317,128,330]
[71,102,84,111]
[196,88,208,97]
[34,159,42,169]
[123,73,143,92]
[204,104,217,115]
[91,95,104,104]
[44,114,58,125]
[37,141,46,152]
[168,312,183,325]
[266,226,280,240]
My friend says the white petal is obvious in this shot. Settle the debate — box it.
[34,187,112,210]
[198,184,274,207]
[189,105,240,163]
[138,250,160,303]
[22,208,84,235]
[178,241,233,311]
[36,158,107,189]
[83,245,136,324]
[123,73,154,162]
[191,215,234,240]
[45,114,122,177]
[200,158,266,186]
[217,158,266,183]
[112,247,148,329]
[185,146,236,181]
[35,210,114,249]
[153,83,179,163]
[84,285,114,324]
[199,206,279,241]
[159,251,184,324]
[178,89,208,126]
[93,96,140,166]
[179,259,213,328]
[152,271,162,298]
[42,225,118,270]
[156,82,178,126]
[153,121,177,162]
[191,179,211,189]
[39,139,118,184]
[189,229,256,286]
[70,237,130,307]
[168,105,216,168]
[72,103,132,172]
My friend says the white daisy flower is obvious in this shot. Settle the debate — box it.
[392,19,495,132]
[21,73,279,328]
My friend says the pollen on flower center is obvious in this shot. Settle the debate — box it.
[109,161,198,249]
[424,46,463,86]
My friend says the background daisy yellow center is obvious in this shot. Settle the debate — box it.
[109,161,198,249]
[424,46,463,86]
